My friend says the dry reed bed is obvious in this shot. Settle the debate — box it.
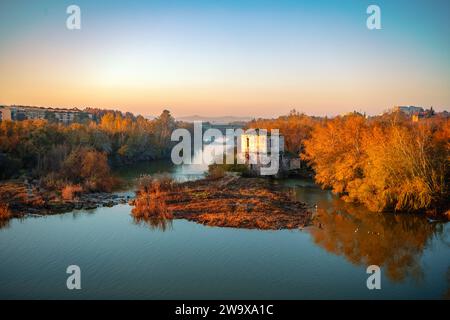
[132,175,312,230]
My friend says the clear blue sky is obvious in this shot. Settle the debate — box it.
[1,0,449,117]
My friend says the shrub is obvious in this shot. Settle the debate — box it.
[132,190,173,219]
[61,184,83,200]
[0,203,12,220]
[303,114,449,213]
[135,174,176,193]
[40,172,68,191]
[131,175,175,219]
[207,164,225,180]
[62,147,115,192]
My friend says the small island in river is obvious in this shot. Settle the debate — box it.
[130,174,313,230]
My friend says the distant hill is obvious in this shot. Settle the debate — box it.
[175,115,253,124]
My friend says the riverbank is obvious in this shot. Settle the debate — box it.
[131,175,314,230]
[0,180,131,217]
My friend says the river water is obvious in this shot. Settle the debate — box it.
[0,160,448,299]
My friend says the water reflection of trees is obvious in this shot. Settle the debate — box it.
[132,216,173,232]
[130,175,175,231]
[309,199,443,282]
[0,218,11,229]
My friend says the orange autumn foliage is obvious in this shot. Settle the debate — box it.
[131,174,175,220]
[303,114,449,213]
[62,147,115,192]
[310,201,441,282]
[247,109,317,155]
[0,203,12,220]
[302,113,367,194]
[61,184,83,201]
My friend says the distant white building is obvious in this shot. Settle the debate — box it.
[4,106,91,124]
[239,130,286,176]
[53,109,78,123]
[240,130,285,155]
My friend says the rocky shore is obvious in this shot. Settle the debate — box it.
[0,181,133,217]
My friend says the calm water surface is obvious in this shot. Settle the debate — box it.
[0,162,448,299]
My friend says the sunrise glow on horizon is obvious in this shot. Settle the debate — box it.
[1,0,449,118]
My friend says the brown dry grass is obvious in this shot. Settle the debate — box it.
[206,164,226,180]
[131,174,175,220]
[159,175,312,230]
[61,184,83,200]
[0,182,28,203]
[0,181,48,215]
[0,203,12,220]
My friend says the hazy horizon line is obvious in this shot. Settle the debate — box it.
[2,102,448,120]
